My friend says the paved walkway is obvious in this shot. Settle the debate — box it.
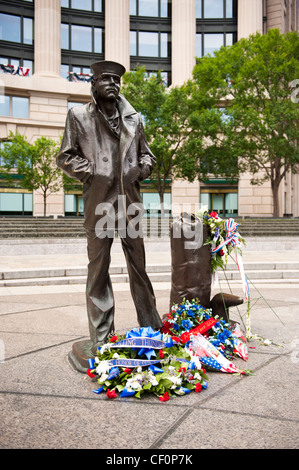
[0,238,298,452]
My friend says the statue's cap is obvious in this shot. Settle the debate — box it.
[91,60,126,78]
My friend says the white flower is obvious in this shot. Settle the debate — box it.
[112,352,120,359]
[95,360,110,375]
[99,373,109,382]
[137,367,142,373]
[126,377,142,391]
[148,374,158,386]
[169,376,182,388]
[99,343,111,355]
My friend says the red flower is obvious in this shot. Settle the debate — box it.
[195,383,202,393]
[161,322,171,334]
[218,249,225,256]
[178,367,186,373]
[209,211,218,219]
[86,368,95,378]
[110,335,118,343]
[158,350,164,359]
[159,392,170,402]
[171,336,180,343]
[124,368,131,374]
[201,369,206,374]
[106,389,117,398]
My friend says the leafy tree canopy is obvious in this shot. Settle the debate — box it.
[191,28,299,216]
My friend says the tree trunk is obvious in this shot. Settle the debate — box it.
[159,192,165,217]
[271,179,280,218]
[43,192,47,217]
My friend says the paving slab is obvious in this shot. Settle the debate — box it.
[0,280,298,453]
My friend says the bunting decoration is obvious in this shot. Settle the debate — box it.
[196,208,249,300]
[69,72,93,82]
[0,64,30,76]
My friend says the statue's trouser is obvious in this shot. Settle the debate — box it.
[85,228,163,351]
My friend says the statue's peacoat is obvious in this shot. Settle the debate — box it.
[56,94,155,229]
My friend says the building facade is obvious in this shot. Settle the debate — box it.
[0,0,298,217]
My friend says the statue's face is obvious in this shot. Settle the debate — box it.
[93,72,121,101]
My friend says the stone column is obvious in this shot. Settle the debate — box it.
[34,0,61,77]
[171,1,198,216]
[105,0,130,71]
[238,0,263,39]
[171,0,196,86]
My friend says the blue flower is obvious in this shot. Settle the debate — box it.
[187,309,195,317]
[182,319,193,330]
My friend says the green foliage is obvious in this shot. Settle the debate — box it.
[191,29,299,216]
[0,131,62,215]
[121,66,204,210]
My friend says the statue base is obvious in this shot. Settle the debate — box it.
[68,339,95,374]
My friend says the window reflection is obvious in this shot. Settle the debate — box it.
[204,0,224,18]
[0,14,21,43]
[204,33,224,56]
[130,31,169,57]
[196,0,235,19]
[71,25,92,52]
[12,97,29,119]
[0,96,29,118]
[130,0,169,17]
[139,32,159,57]
[71,0,92,10]
[23,18,33,45]
[139,0,158,17]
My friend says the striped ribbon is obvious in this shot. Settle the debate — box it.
[211,218,249,300]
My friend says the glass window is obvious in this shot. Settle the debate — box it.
[23,17,33,45]
[0,193,22,212]
[204,0,224,18]
[130,31,137,55]
[61,0,69,6]
[71,25,92,52]
[196,0,202,18]
[94,0,102,11]
[61,64,69,79]
[139,0,158,16]
[12,97,29,118]
[61,23,69,49]
[226,0,233,18]
[0,13,21,43]
[23,59,33,75]
[0,96,10,117]
[94,27,102,53]
[226,33,233,46]
[204,33,224,56]
[139,32,158,57]
[130,0,137,15]
[225,193,238,216]
[160,33,169,58]
[10,59,20,68]
[160,0,169,17]
[24,193,33,212]
[72,0,92,10]
[196,33,202,58]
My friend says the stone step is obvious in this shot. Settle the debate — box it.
[1,262,299,287]
[1,272,299,288]
[1,217,299,238]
